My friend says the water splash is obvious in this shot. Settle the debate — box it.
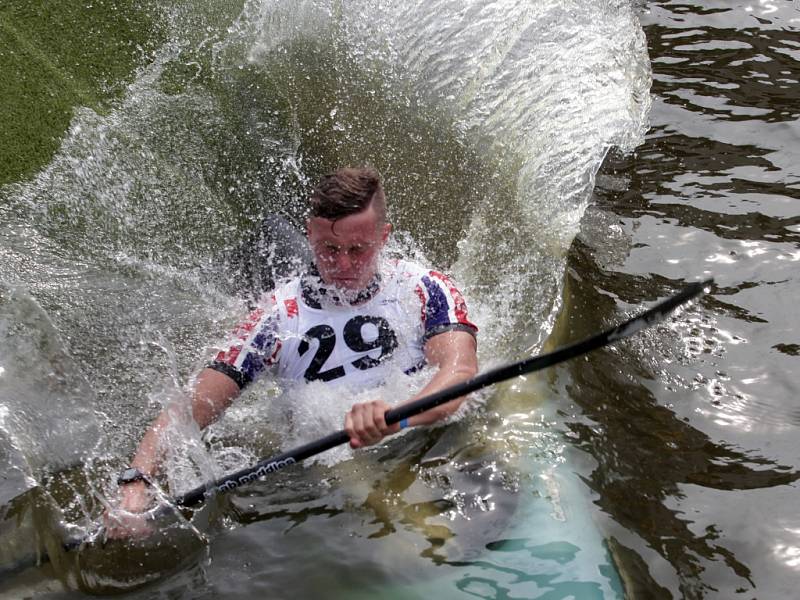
[0,284,100,475]
[0,1,649,592]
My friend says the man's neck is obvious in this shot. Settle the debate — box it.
[301,264,381,308]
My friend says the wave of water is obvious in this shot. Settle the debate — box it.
[0,0,651,592]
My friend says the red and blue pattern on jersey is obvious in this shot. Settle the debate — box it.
[417,270,476,341]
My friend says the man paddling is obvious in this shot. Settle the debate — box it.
[108,166,478,537]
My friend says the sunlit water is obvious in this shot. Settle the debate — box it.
[1,0,797,598]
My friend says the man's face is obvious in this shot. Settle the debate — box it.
[307,204,391,291]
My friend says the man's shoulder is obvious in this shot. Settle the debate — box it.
[384,259,465,292]
[271,275,303,297]
[384,258,433,282]
[248,277,304,318]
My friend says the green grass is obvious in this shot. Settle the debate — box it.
[0,0,160,185]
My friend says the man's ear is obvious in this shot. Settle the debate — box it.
[381,222,392,243]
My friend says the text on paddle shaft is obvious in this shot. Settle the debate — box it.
[216,457,297,492]
[298,316,398,382]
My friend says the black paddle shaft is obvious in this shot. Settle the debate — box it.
[173,278,712,508]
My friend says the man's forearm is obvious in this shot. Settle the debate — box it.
[129,368,241,476]
[403,330,478,427]
[404,363,476,427]
[129,410,173,477]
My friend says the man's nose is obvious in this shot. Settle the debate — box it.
[334,251,353,271]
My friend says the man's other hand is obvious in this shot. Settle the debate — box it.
[103,480,154,539]
[344,399,401,449]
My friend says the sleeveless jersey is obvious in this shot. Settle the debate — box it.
[210,259,477,390]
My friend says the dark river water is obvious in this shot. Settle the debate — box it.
[1,1,798,598]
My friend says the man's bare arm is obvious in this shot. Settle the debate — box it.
[111,368,240,520]
[128,368,241,477]
[403,329,478,426]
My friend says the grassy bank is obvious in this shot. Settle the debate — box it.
[0,0,159,185]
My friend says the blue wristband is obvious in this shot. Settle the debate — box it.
[398,418,410,430]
